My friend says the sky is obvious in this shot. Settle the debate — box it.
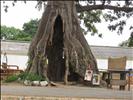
[1,1,132,47]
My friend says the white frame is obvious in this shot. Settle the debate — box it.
[92,74,100,85]
[84,70,93,81]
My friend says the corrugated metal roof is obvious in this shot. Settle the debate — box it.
[90,46,133,60]
[1,40,133,60]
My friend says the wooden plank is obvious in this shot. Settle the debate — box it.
[110,79,127,86]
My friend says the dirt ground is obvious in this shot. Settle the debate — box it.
[1,81,133,90]
[1,81,133,100]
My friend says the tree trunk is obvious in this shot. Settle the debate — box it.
[26,1,98,83]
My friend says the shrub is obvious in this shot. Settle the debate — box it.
[5,75,19,82]
[18,72,45,81]
[26,73,44,81]
[18,72,29,80]
[4,72,46,83]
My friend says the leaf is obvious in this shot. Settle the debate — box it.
[98,34,103,38]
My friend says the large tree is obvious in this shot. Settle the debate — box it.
[2,0,133,84]
[26,1,98,83]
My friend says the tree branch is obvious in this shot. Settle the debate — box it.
[76,4,133,13]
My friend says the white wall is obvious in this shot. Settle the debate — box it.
[1,54,28,70]
[1,54,133,70]
[97,59,133,70]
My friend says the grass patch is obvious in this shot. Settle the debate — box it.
[18,72,29,80]
[4,72,46,83]
[25,73,45,81]
[18,72,46,81]
[5,75,19,83]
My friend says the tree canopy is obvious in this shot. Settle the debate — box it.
[1,25,22,40]
[22,19,40,37]
[119,32,133,47]
[2,0,133,37]
[1,19,39,41]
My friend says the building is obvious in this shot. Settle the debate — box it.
[1,40,133,84]
[1,40,133,69]
[1,40,133,59]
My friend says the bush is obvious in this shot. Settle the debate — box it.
[4,72,46,83]
[18,72,29,80]
[26,73,44,81]
[5,75,19,82]
[18,72,45,81]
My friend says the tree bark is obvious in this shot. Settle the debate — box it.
[26,1,98,83]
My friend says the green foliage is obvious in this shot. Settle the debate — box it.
[2,1,133,38]
[78,10,102,36]
[1,25,22,40]
[23,19,39,37]
[14,33,32,41]
[5,74,19,82]
[4,72,46,83]
[119,33,133,47]
[18,72,45,81]
[119,40,129,47]
[1,19,39,41]
[128,33,133,47]
[25,73,45,81]
[18,72,29,80]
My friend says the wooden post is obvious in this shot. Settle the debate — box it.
[120,72,126,90]
[128,70,131,91]
[107,71,111,88]
[64,48,69,85]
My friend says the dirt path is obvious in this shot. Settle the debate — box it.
[1,84,133,100]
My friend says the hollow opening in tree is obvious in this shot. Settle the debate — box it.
[47,15,65,82]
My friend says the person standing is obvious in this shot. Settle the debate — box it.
[2,52,8,69]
